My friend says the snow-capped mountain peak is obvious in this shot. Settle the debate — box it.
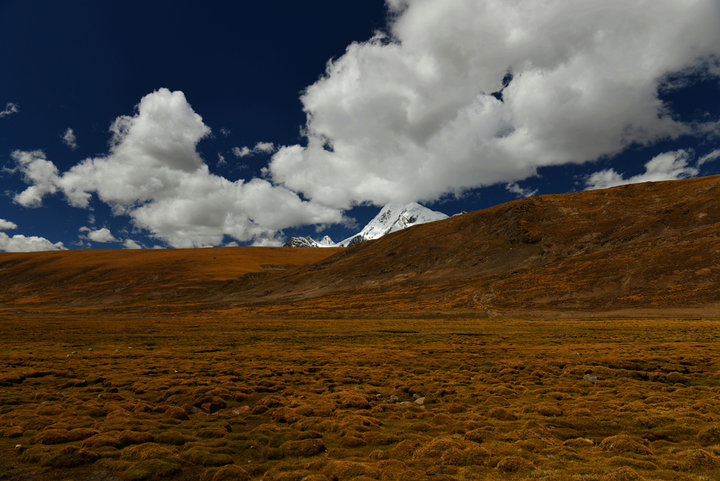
[284,202,448,248]
[316,235,335,247]
[337,202,448,247]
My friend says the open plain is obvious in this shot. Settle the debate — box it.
[2,314,720,481]
[2,177,720,480]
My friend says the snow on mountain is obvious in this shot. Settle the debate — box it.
[284,202,448,248]
[338,202,448,247]
[283,235,335,248]
[316,235,335,247]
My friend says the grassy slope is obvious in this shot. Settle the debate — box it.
[0,246,340,313]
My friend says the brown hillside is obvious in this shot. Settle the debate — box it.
[0,246,339,313]
[237,175,720,316]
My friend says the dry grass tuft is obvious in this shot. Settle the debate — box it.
[599,435,652,455]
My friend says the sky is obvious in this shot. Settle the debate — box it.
[1,0,720,251]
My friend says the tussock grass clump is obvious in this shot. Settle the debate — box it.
[697,425,720,445]
[599,435,652,455]
[280,438,326,457]
[495,455,536,473]
[154,429,190,445]
[608,456,658,471]
[182,446,234,466]
[563,437,594,448]
[535,403,563,417]
[665,449,718,471]
[45,445,100,468]
[20,444,100,467]
[322,460,378,479]
[205,464,251,481]
[600,466,644,481]
[83,433,123,448]
[488,407,517,421]
[441,445,491,466]
[333,390,372,409]
[34,427,98,444]
[197,426,230,438]
[164,406,190,420]
[413,436,463,459]
[121,442,176,461]
[119,430,155,445]
[1,425,24,437]
[124,459,182,481]
[338,433,366,447]
[463,428,486,443]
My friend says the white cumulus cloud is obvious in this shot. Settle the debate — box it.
[13,88,343,247]
[62,128,78,150]
[585,150,700,190]
[0,219,18,230]
[0,233,65,252]
[268,0,720,209]
[0,219,65,252]
[12,150,60,208]
[123,239,142,249]
[81,226,118,243]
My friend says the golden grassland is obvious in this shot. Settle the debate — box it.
[2,313,720,481]
[3,176,720,480]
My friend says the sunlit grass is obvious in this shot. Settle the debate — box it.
[1,315,719,480]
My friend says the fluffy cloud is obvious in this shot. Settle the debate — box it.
[0,233,65,252]
[0,218,18,230]
[268,0,720,208]
[81,227,118,243]
[0,219,64,252]
[62,128,77,150]
[0,102,18,118]
[13,88,343,247]
[12,150,60,208]
[586,150,699,190]
[123,239,142,249]
[233,142,276,158]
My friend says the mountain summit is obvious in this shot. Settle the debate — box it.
[284,202,448,247]
[337,202,448,247]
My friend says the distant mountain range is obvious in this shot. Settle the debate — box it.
[284,202,448,247]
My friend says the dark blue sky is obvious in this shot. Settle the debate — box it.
[1,1,719,250]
